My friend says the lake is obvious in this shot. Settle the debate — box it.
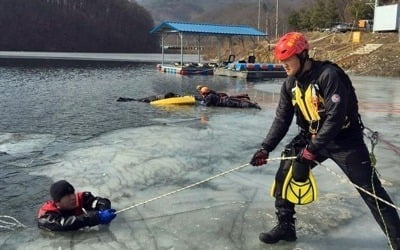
[0,57,399,250]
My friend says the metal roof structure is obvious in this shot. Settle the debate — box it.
[150,21,267,66]
[150,21,267,37]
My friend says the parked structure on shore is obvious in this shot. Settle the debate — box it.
[150,21,286,79]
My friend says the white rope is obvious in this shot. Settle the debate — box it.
[0,215,27,230]
[116,156,297,214]
[316,161,400,212]
[117,156,400,214]
[371,169,394,250]
[317,160,399,250]
[0,152,40,230]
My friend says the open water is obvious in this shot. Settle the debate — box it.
[0,58,399,250]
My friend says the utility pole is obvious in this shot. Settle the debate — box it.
[275,0,279,39]
[258,0,261,41]
[261,0,268,37]
[265,3,269,35]
[372,0,379,33]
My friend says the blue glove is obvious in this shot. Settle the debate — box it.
[97,209,117,224]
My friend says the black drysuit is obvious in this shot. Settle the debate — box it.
[37,192,111,231]
[202,92,261,109]
[261,60,400,246]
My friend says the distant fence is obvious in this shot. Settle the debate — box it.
[163,46,213,51]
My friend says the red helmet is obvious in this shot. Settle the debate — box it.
[274,32,309,61]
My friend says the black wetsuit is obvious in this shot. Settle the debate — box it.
[117,92,180,103]
[202,91,260,109]
[261,60,400,243]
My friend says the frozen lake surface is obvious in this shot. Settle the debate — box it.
[0,61,399,250]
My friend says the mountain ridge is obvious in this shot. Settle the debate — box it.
[135,0,310,31]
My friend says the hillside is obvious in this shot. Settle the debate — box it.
[306,32,400,77]
[0,0,159,52]
[136,0,258,23]
[137,0,309,28]
[138,0,400,77]
[206,32,400,77]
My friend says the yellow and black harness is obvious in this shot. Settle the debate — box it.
[291,81,325,136]
[291,81,350,137]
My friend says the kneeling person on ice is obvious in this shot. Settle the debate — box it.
[250,32,400,249]
[37,180,117,231]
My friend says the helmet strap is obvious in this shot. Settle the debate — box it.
[295,50,309,78]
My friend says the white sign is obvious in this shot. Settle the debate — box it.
[373,4,399,31]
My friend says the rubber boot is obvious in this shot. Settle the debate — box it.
[389,237,400,250]
[259,212,297,244]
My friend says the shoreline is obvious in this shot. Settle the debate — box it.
[0,51,202,64]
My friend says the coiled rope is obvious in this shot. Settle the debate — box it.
[361,126,397,249]
[116,156,297,214]
[364,127,393,249]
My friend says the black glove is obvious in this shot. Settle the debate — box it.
[250,148,269,166]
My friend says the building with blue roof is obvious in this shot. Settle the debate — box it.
[150,21,266,37]
[150,21,267,66]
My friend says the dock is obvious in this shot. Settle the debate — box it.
[149,21,267,76]
[214,63,287,79]
[157,63,214,75]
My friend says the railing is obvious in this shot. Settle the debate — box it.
[163,46,212,51]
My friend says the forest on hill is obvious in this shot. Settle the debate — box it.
[0,0,396,52]
[0,0,159,52]
[139,0,393,34]
[137,0,307,33]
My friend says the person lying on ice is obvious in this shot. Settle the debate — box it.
[37,180,117,231]
[196,85,261,109]
[116,92,180,103]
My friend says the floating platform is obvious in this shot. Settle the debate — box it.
[214,62,287,79]
[157,64,214,75]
